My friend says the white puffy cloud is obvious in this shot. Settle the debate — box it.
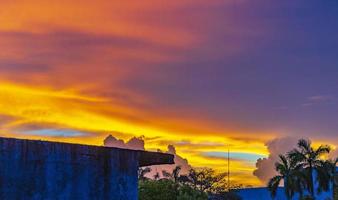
[253,137,299,184]
[103,134,145,150]
[103,134,191,178]
[145,145,191,179]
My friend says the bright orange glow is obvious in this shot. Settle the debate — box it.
[0,1,197,46]
[1,1,335,187]
[0,81,268,185]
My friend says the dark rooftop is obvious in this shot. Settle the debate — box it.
[0,137,174,167]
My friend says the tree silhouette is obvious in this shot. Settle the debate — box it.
[138,167,151,181]
[154,172,160,180]
[162,166,182,183]
[268,155,305,200]
[287,139,331,198]
[317,158,338,197]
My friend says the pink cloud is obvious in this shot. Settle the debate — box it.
[103,134,145,150]
[329,148,338,160]
[103,134,191,178]
[253,137,299,184]
[145,145,191,179]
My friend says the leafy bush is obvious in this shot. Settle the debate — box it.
[139,179,177,200]
[177,184,208,200]
[138,166,244,200]
[138,179,208,200]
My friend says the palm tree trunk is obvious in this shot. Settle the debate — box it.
[285,177,292,200]
[299,186,303,199]
[309,165,315,198]
[332,182,336,200]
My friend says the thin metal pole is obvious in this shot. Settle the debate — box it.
[228,147,230,191]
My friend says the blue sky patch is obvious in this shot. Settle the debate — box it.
[204,151,267,163]
[24,129,86,137]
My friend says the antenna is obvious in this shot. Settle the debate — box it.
[227,146,230,191]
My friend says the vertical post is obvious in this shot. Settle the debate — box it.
[228,146,230,191]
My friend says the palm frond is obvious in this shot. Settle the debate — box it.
[279,155,289,167]
[172,166,181,182]
[288,149,306,164]
[315,145,331,156]
[267,175,282,197]
[316,167,330,192]
[298,139,311,152]
[162,170,171,178]
[275,162,287,175]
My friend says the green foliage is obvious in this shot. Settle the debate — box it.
[177,184,208,200]
[209,192,242,200]
[184,168,230,194]
[139,179,178,200]
[138,179,208,200]
[138,166,242,200]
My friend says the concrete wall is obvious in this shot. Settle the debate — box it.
[237,168,338,200]
[236,187,298,200]
[236,187,334,200]
[0,137,146,200]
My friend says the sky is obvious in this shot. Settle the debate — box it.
[0,0,338,186]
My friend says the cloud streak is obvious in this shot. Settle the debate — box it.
[0,0,338,186]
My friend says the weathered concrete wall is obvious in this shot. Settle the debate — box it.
[0,137,173,200]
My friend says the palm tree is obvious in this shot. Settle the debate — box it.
[287,139,331,198]
[153,172,160,180]
[172,166,182,183]
[317,158,338,197]
[138,167,151,181]
[162,166,182,183]
[162,170,171,179]
[268,155,305,200]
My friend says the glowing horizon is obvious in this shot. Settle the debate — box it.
[0,0,337,186]
[0,81,270,185]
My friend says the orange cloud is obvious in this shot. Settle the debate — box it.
[0,80,268,185]
[0,0,201,47]
[2,1,335,187]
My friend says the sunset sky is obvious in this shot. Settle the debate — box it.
[0,0,338,186]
